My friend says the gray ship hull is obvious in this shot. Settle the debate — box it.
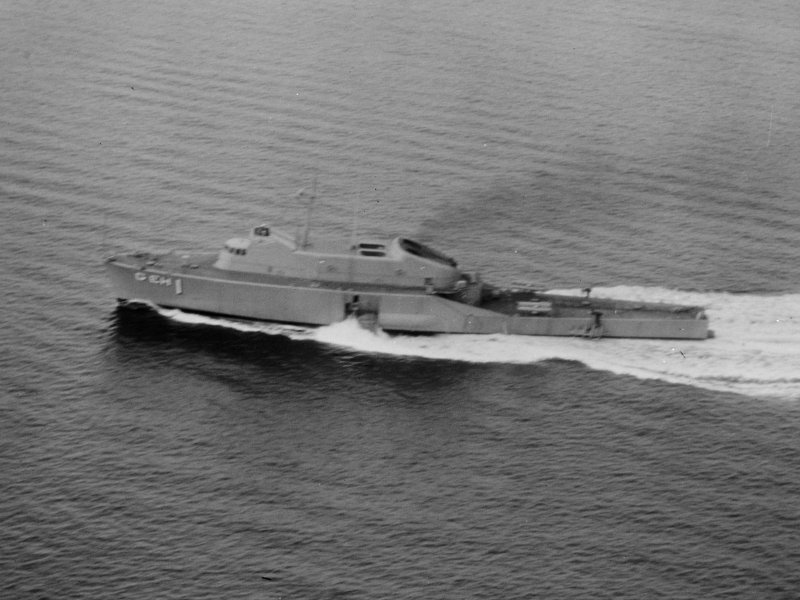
[106,253,710,340]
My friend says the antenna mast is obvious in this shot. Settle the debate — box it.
[301,178,317,249]
[350,191,360,250]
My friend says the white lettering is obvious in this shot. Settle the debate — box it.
[135,272,173,286]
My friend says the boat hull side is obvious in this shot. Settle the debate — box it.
[379,295,708,339]
[505,314,708,339]
[106,259,709,339]
[106,259,347,325]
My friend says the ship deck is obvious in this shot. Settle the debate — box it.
[479,289,705,320]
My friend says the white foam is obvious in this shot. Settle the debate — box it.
[154,306,315,340]
[152,288,800,400]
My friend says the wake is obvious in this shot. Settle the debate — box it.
[155,287,800,399]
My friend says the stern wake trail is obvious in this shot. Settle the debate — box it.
[155,288,800,399]
[311,288,800,399]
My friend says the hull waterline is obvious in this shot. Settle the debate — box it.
[105,250,710,340]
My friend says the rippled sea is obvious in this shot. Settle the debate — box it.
[2,1,800,598]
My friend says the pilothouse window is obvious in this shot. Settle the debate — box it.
[357,242,386,257]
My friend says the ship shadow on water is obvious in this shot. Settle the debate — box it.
[102,302,674,427]
[105,304,496,403]
[110,303,300,363]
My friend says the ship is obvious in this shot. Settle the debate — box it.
[105,217,711,340]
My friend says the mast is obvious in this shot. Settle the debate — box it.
[300,178,317,249]
[350,191,359,250]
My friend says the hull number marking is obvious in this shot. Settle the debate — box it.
[135,272,183,294]
[135,272,173,286]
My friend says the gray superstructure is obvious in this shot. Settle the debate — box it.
[106,223,710,339]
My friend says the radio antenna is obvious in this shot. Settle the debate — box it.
[301,177,317,248]
[350,191,360,250]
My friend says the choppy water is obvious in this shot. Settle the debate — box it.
[2,1,800,598]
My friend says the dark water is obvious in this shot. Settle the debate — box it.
[2,1,800,598]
